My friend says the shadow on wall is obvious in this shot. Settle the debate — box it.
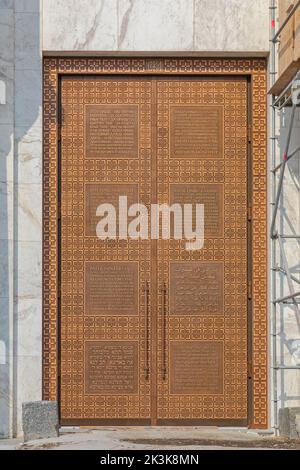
[0,0,41,437]
[278,106,300,409]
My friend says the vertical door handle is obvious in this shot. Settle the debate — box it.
[144,281,150,380]
[161,282,168,381]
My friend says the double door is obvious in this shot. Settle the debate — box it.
[59,75,249,425]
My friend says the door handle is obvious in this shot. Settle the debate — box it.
[144,281,150,380]
[161,282,167,381]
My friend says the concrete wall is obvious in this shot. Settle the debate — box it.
[0,0,277,438]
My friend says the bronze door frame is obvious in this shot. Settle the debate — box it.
[43,57,268,429]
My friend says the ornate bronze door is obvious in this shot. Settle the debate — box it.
[59,75,249,425]
[156,78,249,425]
[60,76,153,424]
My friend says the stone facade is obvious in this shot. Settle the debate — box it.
[0,0,299,438]
[42,0,269,53]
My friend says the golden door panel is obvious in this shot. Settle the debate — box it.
[60,76,152,423]
[156,78,248,423]
[60,75,249,424]
[44,58,267,429]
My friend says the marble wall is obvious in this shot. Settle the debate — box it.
[0,0,42,438]
[42,0,269,53]
[0,0,14,439]
[4,0,297,438]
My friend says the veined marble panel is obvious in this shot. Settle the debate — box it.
[0,73,13,125]
[16,183,42,242]
[17,241,42,299]
[42,0,269,53]
[194,0,269,52]
[16,125,42,184]
[43,0,118,51]
[0,182,13,240]
[118,0,193,51]
[15,12,41,70]
[0,9,14,61]
[15,69,42,127]
[0,1,13,9]
[0,358,10,437]
[16,355,42,431]
[15,0,39,12]
[0,239,13,297]
[0,126,14,184]
[17,298,42,357]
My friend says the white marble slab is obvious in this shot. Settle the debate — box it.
[0,358,10,437]
[16,183,42,242]
[0,0,13,9]
[43,0,118,51]
[0,126,14,183]
[0,294,11,436]
[0,9,14,61]
[15,12,41,70]
[0,73,13,125]
[16,241,42,299]
[0,182,13,240]
[16,354,42,432]
[16,126,42,184]
[15,0,40,12]
[194,0,269,51]
[0,239,13,297]
[118,0,193,51]
[17,298,42,357]
[0,7,14,139]
[41,0,270,53]
[14,69,42,127]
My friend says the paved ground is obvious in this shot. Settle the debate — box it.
[0,426,299,450]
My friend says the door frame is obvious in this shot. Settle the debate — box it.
[42,57,268,429]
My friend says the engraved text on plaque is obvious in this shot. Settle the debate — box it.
[85,262,139,315]
[170,262,224,315]
[170,341,223,394]
[170,183,224,238]
[85,183,139,236]
[85,105,139,159]
[85,341,138,394]
[170,105,223,159]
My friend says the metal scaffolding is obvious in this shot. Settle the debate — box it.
[270,0,300,434]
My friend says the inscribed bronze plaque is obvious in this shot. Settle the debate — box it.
[85,262,139,315]
[170,105,223,159]
[85,105,139,159]
[170,183,224,238]
[170,262,224,315]
[85,183,139,236]
[170,341,223,394]
[85,341,138,394]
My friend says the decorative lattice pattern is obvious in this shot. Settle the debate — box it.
[43,58,267,428]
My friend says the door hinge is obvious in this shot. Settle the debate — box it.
[247,204,252,222]
[248,280,252,300]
